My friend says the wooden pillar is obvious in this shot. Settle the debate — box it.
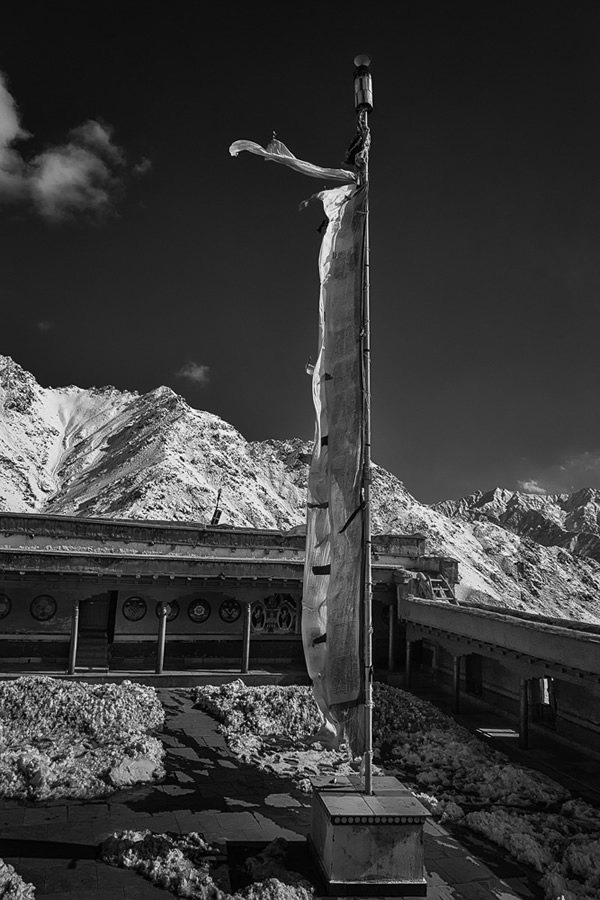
[519,678,529,750]
[294,596,301,634]
[405,639,412,689]
[67,601,80,675]
[241,601,251,674]
[155,603,168,674]
[452,655,461,714]
[387,605,395,672]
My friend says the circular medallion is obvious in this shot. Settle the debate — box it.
[123,597,147,622]
[155,600,180,621]
[188,599,211,624]
[219,599,241,623]
[30,595,57,622]
[0,594,11,619]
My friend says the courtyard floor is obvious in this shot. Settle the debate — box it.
[0,686,552,900]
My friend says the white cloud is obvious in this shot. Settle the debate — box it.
[518,452,600,496]
[559,452,600,486]
[30,122,123,222]
[0,72,28,200]
[133,157,152,176]
[517,479,547,495]
[69,120,125,165]
[0,72,149,222]
[0,73,23,145]
[175,361,211,385]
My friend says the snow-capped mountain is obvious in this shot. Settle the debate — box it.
[2,355,600,623]
[435,487,600,563]
[0,355,308,528]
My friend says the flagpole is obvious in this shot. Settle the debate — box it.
[354,54,373,795]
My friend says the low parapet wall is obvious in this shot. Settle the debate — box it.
[0,512,427,558]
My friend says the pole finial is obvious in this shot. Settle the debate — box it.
[354,54,373,113]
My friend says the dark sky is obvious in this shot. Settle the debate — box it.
[2,5,600,503]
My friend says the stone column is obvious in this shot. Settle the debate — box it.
[241,601,252,674]
[155,603,168,675]
[519,678,529,749]
[452,655,461,714]
[405,639,412,689]
[67,601,80,675]
[387,605,395,672]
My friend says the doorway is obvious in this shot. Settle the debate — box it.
[77,592,117,669]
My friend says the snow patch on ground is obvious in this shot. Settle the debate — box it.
[100,831,312,900]
[0,858,35,900]
[0,676,165,802]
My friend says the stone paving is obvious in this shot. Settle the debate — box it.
[0,688,544,900]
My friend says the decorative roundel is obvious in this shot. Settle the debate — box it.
[155,600,180,622]
[0,594,11,619]
[30,595,57,622]
[219,599,241,623]
[188,599,211,624]
[123,597,147,622]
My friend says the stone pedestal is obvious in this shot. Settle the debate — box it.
[309,775,430,896]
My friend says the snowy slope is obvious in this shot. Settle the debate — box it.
[2,355,600,623]
[0,357,135,512]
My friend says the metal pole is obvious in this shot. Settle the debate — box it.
[241,601,251,674]
[67,601,80,675]
[354,54,374,795]
[156,603,168,675]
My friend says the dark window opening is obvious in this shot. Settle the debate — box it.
[465,653,483,696]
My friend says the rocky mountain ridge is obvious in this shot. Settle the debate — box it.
[2,355,600,623]
[435,487,600,563]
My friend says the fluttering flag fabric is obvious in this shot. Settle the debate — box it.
[229,137,357,184]
[230,136,366,754]
[302,183,366,755]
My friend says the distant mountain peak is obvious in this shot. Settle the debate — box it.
[0,356,38,415]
